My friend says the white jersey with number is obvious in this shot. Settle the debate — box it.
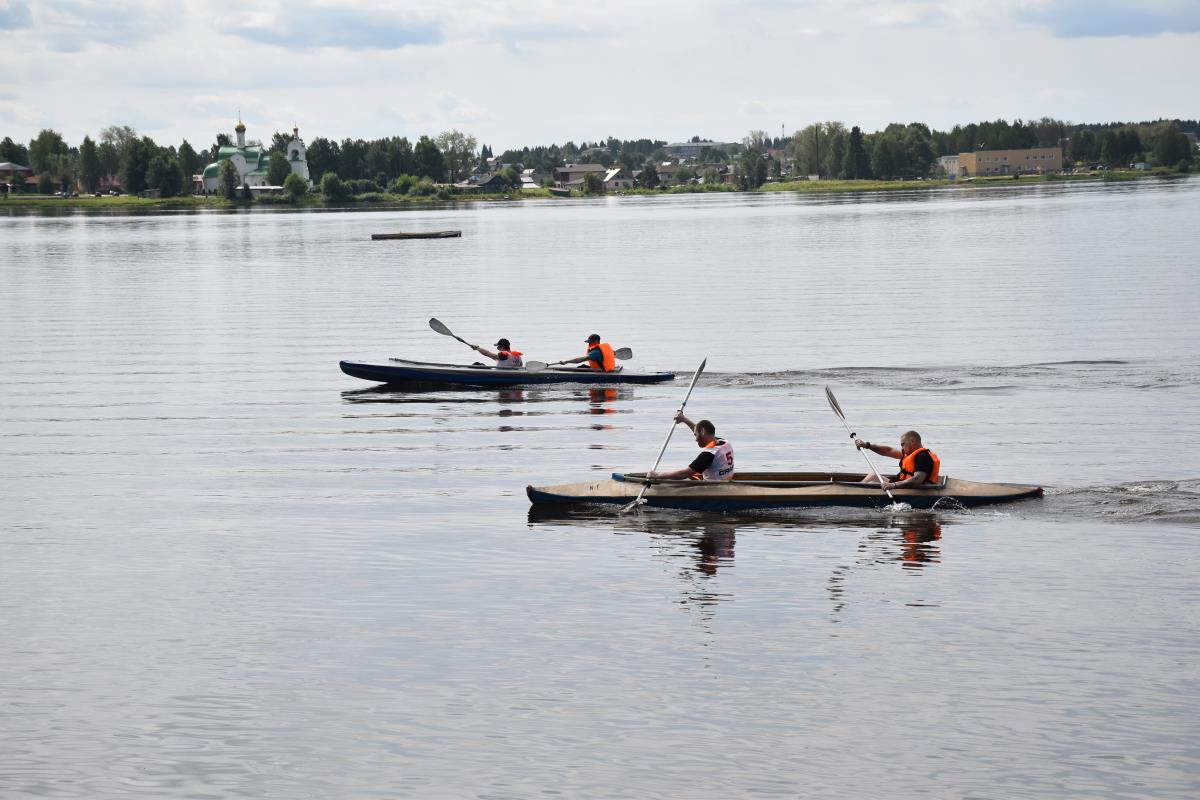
[699,439,735,481]
[497,351,523,368]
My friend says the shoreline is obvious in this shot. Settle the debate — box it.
[1,169,1188,212]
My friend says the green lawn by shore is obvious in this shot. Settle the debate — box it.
[1,169,1185,210]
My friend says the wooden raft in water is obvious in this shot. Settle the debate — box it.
[371,230,462,240]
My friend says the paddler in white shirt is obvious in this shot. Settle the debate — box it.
[649,413,735,481]
[472,338,523,368]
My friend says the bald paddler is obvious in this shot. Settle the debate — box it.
[649,413,735,481]
[855,430,940,489]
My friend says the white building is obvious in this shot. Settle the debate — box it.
[200,118,310,192]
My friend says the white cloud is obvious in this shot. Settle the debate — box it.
[0,0,1196,151]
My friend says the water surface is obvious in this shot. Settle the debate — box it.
[2,179,1199,798]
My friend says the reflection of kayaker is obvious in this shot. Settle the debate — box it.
[695,525,736,576]
[898,520,942,565]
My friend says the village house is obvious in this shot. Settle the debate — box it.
[603,167,636,191]
[552,163,606,189]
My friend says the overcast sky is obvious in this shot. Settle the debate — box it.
[2,0,1197,152]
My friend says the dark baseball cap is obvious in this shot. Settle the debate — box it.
[586,333,601,343]
[495,338,511,349]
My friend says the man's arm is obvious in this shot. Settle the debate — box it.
[855,439,902,459]
[473,345,498,361]
[651,450,714,480]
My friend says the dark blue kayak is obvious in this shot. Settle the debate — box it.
[340,358,676,387]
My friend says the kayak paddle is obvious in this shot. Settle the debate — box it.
[525,347,634,372]
[429,317,478,351]
[621,357,707,513]
[824,385,897,504]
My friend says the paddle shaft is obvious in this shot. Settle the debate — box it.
[526,348,633,372]
[622,358,707,512]
[824,387,897,503]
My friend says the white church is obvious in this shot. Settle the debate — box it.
[199,118,311,192]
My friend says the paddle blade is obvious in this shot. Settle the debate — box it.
[619,497,647,514]
[613,347,633,360]
[824,385,846,421]
[429,317,453,337]
[524,361,548,372]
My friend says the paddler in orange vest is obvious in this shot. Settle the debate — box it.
[649,413,735,481]
[472,338,523,368]
[854,430,941,489]
[557,333,617,372]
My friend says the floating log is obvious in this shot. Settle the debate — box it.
[371,230,462,240]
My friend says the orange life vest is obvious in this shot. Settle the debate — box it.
[898,447,940,483]
[690,438,735,481]
[586,342,616,372]
[497,349,523,368]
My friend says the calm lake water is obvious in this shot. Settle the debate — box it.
[3,179,1199,799]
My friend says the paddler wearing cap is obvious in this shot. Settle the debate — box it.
[557,333,617,372]
[471,337,524,368]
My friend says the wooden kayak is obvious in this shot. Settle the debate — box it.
[340,358,675,387]
[526,471,1044,511]
[370,230,462,240]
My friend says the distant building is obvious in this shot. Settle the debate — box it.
[957,147,1062,177]
[0,161,31,193]
[200,118,310,192]
[663,141,739,158]
[552,164,606,188]
[603,167,636,191]
[936,154,960,176]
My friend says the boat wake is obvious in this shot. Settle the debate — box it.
[703,359,1200,393]
[1045,480,1200,524]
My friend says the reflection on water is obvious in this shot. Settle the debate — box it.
[527,507,949,620]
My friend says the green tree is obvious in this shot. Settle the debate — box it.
[79,136,102,192]
[211,133,232,161]
[219,159,240,200]
[736,148,767,189]
[306,137,340,181]
[38,172,55,194]
[283,172,308,199]
[842,126,871,179]
[177,140,199,180]
[435,130,478,183]
[498,166,520,190]
[97,141,120,179]
[241,181,253,201]
[414,136,446,181]
[388,174,417,195]
[1152,122,1191,167]
[320,171,351,201]
[824,129,847,179]
[1,136,30,165]
[29,129,68,174]
[582,171,603,194]
[1069,129,1097,163]
[146,155,184,197]
[266,151,291,185]
[871,136,896,180]
[638,164,660,188]
[121,137,151,194]
[1098,130,1119,167]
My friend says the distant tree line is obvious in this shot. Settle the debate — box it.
[2,116,1194,199]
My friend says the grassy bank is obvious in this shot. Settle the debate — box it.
[2,170,1187,211]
